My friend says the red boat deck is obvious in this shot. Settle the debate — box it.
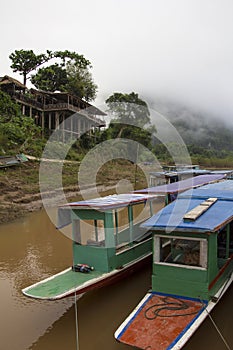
[115,292,207,350]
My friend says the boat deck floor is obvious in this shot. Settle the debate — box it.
[115,292,207,350]
[22,268,105,299]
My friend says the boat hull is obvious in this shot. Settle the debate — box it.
[22,253,152,300]
[115,272,233,350]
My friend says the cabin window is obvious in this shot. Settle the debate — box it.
[114,203,153,252]
[73,219,105,246]
[154,235,207,269]
[217,223,233,267]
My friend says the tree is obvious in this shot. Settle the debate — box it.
[9,49,95,97]
[11,49,98,100]
[31,64,68,92]
[9,49,52,86]
[105,92,154,149]
[0,91,42,154]
[0,91,20,122]
[65,61,97,101]
[106,92,151,128]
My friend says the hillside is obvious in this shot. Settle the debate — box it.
[151,100,233,166]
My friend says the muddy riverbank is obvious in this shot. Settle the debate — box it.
[0,158,148,224]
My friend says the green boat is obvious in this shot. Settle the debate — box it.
[22,174,226,301]
[22,193,157,300]
[115,180,233,350]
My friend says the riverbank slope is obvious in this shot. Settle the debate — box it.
[0,159,148,224]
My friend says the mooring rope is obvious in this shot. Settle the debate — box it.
[74,290,80,350]
[205,308,231,350]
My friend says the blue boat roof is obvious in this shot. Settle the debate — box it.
[60,193,157,210]
[134,174,226,195]
[180,180,233,201]
[57,193,157,229]
[141,197,233,233]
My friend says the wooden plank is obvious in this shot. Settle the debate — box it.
[183,198,217,221]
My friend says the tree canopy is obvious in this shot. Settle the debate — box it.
[9,49,53,86]
[104,92,154,149]
[9,49,98,101]
[106,92,151,128]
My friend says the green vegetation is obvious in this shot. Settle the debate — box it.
[9,49,97,101]
[0,91,45,156]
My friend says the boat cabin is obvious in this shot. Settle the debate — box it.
[141,180,233,301]
[58,193,157,273]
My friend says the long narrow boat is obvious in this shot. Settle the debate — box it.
[22,174,226,300]
[115,180,233,350]
[22,193,157,300]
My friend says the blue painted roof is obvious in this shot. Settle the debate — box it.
[134,174,225,195]
[57,193,157,228]
[141,198,233,233]
[141,180,233,233]
[61,193,157,210]
[180,180,233,201]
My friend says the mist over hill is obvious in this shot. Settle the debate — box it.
[151,99,233,152]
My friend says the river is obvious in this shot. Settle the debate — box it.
[0,208,232,350]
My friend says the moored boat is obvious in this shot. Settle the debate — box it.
[22,193,157,300]
[0,153,28,168]
[22,175,227,300]
[115,180,233,350]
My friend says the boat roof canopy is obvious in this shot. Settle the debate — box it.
[179,180,233,200]
[57,193,157,229]
[141,181,233,233]
[134,174,226,195]
[60,193,157,210]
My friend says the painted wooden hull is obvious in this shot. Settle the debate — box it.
[115,272,233,350]
[22,252,151,300]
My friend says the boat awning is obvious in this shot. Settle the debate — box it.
[57,193,158,229]
[134,174,225,195]
[141,197,233,233]
[180,180,233,201]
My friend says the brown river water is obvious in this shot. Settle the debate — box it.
[0,207,233,350]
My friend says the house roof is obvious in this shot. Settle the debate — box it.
[0,75,26,89]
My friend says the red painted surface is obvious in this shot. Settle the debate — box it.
[118,294,204,350]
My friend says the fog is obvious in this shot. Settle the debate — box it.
[1,0,233,124]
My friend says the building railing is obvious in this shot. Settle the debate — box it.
[12,92,105,126]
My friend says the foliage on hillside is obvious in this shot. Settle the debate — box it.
[152,102,233,167]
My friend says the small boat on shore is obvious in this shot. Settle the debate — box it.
[22,174,227,301]
[115,180,233,350]
[0,153,28,168]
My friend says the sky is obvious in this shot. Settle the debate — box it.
[1,0,233,123]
